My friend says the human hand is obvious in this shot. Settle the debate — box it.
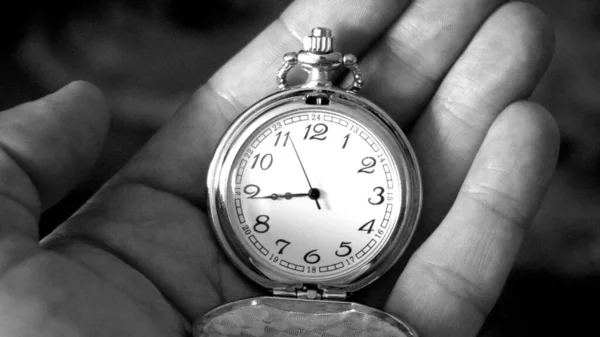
[0,0,557,336]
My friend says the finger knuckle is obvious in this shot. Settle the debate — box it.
[461,182,529,232]
[415,258,495,319]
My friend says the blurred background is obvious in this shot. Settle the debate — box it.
[1,0,599,336]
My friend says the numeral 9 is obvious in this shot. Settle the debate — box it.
[243,184,260,199]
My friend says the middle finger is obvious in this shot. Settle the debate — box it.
[355,0,506,126]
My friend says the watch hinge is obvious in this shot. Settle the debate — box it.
[273,285,347,300]
[305,93,330,105]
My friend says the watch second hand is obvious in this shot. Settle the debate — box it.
[289,137,321,210]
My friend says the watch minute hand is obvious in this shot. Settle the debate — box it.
[289,137,322,210]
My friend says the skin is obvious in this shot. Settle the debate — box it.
[0,1,558,336]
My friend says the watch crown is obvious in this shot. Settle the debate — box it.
[303,27,333,54]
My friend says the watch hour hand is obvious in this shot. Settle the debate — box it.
[253,193,283,200]
[282,193,309,199]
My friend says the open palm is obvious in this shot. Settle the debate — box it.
[0,1,557,336]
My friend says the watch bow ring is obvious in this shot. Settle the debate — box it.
[276,27,364,93]
[195,27,422,337]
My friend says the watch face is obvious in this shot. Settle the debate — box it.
[228,109,401,282]
[208,89,421,289]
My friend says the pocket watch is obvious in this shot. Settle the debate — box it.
[195,27,422,337]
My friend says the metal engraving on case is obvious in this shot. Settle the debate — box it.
[195,298,415,337]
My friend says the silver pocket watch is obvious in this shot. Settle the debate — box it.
[195,27,422,337]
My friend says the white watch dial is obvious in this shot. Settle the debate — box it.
[226,109,403,283]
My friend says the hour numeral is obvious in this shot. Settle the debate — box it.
[304,123,328,141]
[369,187,385,205]
[251,153,273,170]
[342,134,350,149]
[243,184,260,199]
[274,131,290,147]
[303,249,321,264]
[335,242,352,257]
[275,239,290,254]
[358,157,376,174]
[253,215,270,233]
[358,219,375,234]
